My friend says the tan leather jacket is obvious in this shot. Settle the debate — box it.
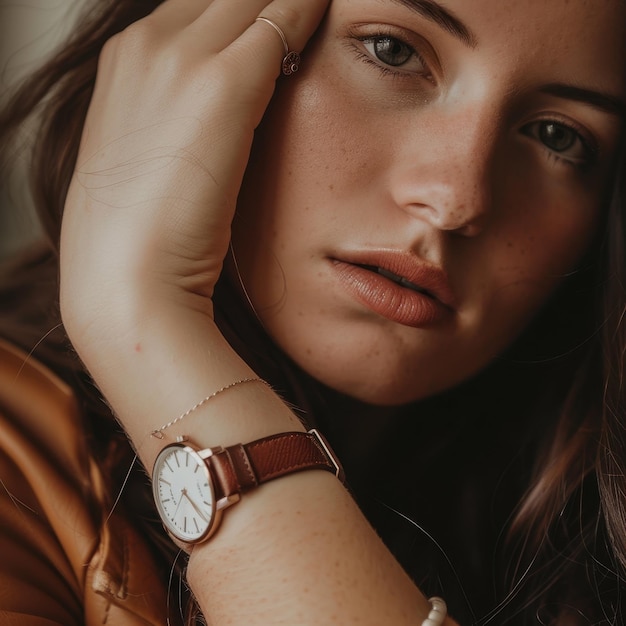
[0,339,169,625]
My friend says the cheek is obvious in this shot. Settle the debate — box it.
[277,86,370,193]
[477,194,602,344]
[234,60,379,258]
[490,146,604,278]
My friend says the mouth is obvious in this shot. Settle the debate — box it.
[357,264,435,298]
[330,251,455,328]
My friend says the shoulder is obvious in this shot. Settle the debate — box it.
[0,338,170,626]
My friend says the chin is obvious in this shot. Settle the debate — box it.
[305,363,444,408]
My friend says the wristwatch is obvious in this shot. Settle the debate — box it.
[152,429,344,543]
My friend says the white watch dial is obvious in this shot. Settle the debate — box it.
[153,444,216,542]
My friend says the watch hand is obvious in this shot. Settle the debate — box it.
[172,488,186,520]
[182,490,210,523]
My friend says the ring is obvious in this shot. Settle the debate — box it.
[255,17,301,76]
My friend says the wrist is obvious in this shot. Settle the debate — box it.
[152,429,342,546]
[69,306,300,460]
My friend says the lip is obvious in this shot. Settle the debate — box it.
[330,250,455,328]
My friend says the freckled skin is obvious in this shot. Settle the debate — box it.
[232,0,626,405]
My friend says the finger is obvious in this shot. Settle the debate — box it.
[220,0,331,91]
[181,0,272,53]
[191,0,329,57]
[146,0,214,34]
[253,0,331,54]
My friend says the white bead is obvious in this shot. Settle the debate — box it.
[421,597,447,626]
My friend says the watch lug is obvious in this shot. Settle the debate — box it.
[198,446,224,459]
[216,493,240,511]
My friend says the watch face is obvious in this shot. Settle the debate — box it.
[152,444,216,542]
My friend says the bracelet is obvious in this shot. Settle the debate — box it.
[150,377,268,438]
[422,597,447,626]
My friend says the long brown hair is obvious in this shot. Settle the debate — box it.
[2,1,626,623]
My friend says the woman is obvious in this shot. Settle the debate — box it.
[1,0,625,623]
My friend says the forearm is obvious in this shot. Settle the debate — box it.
[76,305,454,625]
[187,469,431,625]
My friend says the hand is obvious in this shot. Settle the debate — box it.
[59,0,330,372]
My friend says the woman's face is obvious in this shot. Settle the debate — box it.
[232,0,625,405]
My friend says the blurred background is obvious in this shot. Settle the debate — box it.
[0,0,83,259]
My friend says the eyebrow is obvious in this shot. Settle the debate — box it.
[540,84,626,119]
[387,0,478,48]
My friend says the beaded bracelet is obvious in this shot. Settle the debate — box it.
[421,597,447,626]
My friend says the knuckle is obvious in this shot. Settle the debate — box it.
[99,16,190,83]
[98,32,120,64]
[103,16,159,61]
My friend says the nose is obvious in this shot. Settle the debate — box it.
[390,105,499,237]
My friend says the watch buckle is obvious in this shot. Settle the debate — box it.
[309,428,345,483]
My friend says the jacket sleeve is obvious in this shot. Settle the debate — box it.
[0,433,86,625]
[0,344,94,625]
[0,339,170,626]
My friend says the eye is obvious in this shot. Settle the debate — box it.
[364,36,413,67]
[360,35,428,74]
[521,119,595,166]
[538,122,578,152]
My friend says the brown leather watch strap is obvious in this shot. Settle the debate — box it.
[209,430,343,500]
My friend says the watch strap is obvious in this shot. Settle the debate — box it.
[209,429,344,499]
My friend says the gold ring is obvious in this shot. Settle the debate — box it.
[255,17,301,76]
